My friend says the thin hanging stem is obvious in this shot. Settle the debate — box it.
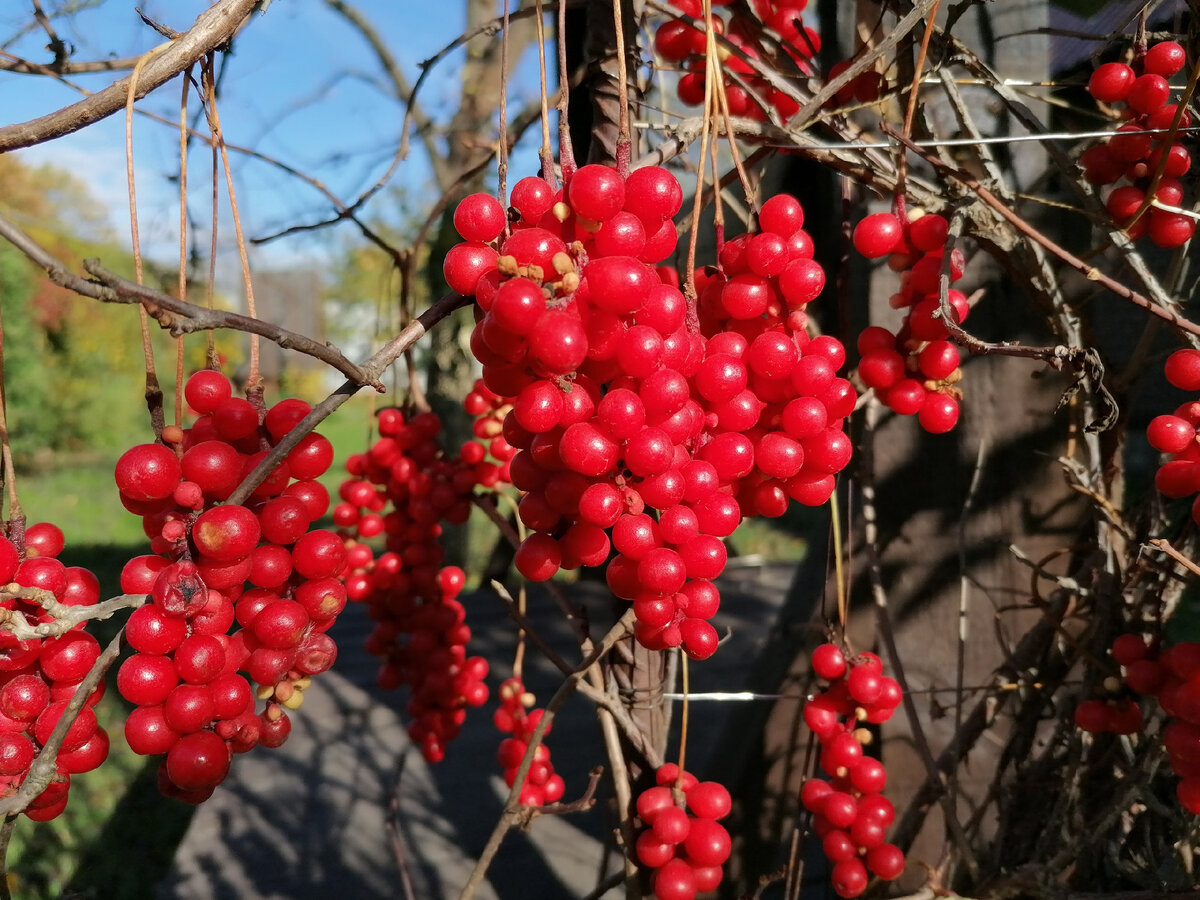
[204,84,262,403]
[710,126,724,255]
[830,487,847,631]
[203,56,219,364]
[0,297,22,531]
[126,50,164,439]
[534,0,556,184]
[710,52,757,216]
[894,0,941,204]
[497,0,511,206]
[683,0,717,298]
[513,583,528,681]
[556,0,576,177]
[611,0,631,174]
[676,654,690,786]
[175,65,192,433]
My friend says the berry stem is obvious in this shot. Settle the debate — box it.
[203,56,219,363]
[555,0,576,180]
[894,0,940,204]
[125,50,165,440]
[202,67,262,407]
[829,486,847,631]
[176,66,190,432]
[533,0,557,187]
[610,0,631,176]
[675,653,689,792]
[0,298,21,531]
[682,0,718,300]
[497,0,511,205]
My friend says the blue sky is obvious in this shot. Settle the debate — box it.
[0,1,545,270]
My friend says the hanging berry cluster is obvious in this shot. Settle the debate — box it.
[633,764,732,900]
[851,210,968,434]
[1081,40,1195,249]
[493,677,564,807]
[333,405,507,761]
[653,0,818,119]
[0,524,108,820]
[114,369,345,802]
[1075,632,1200,815]
[446,163,853,662]
[1148,349,1200,515]
[801,644,906,898]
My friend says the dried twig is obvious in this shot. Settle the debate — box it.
[0,0,258,152]
[0,211,376,387]
[455,610,636,900]
[0,589,146,640]
[226,291,470,504]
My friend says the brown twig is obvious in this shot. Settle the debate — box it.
[885,123,1200,341]
[0,211,368,382]
[0,50,144,74]
[1147,538,1200,579]
[0,0,258,152]
[858,399,980,880]
[455,609,636,900]
[226,291,470,505]
[0,627,124,817]
[322,0,449,191]
[0,590,146,640]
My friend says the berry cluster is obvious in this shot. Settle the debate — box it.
[800,643,905,898]
[634,764,732,900]
[115,369,344,801]
[1082,41,1195,249]
[0,524,107,820]
[449,164,853,661]
[653,0,817,119]
[465,378,516,480]
[1075,633,1200,814]
[1148,348,1200,517]
[493,678,564,807]
[851,210,968,433]
[333,406,505,761]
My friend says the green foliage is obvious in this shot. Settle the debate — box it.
[0,244,56,462]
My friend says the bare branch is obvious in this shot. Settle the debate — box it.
[0,0,259,152]
[0,52,143,74]
[323,0,450,190]
[0,210,377,387]
[455,609,637,900]
[0,627,124,817]
[0,589,145,640]
[225,291,472,505]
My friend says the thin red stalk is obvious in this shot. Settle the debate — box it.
[611,0,631,174]
[497,0,511,206]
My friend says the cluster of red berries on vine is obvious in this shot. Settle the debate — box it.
[114,369,345,801]
[333,404,506,761]
[446,160,853,661]
[493,677,564,807]
[634,764,731,900]
[1075,632,1200,815]
[852,209,968,433]
[0,524,107,820]
[801,644,905,897]
[1149,348,1200,516]
[654,0,816,120]
[1082,40,1195,249]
